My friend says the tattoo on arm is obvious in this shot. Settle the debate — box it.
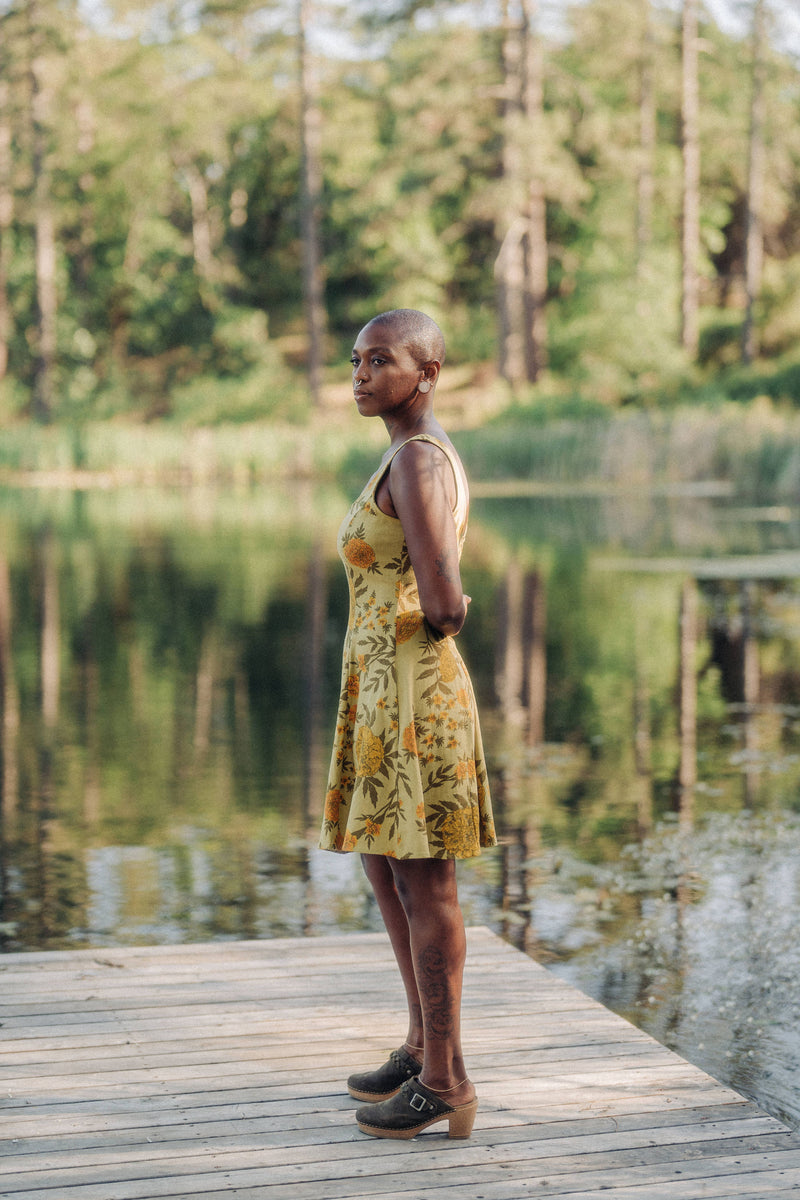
[435,548,455,583]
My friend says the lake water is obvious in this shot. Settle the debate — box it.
[1,479,800,1128]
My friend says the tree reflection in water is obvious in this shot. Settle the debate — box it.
[1,485,800,1126]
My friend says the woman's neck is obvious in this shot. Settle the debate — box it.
[383,407,442,449]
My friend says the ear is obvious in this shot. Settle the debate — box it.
[420,360,441,389]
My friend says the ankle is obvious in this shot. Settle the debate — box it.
[419,1074,475,1104]
[423,1076,467,1094]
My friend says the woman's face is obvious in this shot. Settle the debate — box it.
[350,323,425,418]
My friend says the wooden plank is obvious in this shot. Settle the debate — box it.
[0,1018,650,1056]
[2,1111,783,1162]
[3,1037,671,1074]
[0,1088,753,1137]
[4,1145,800,1200]
[0,1100,767,1147]
[0,927,797,1200]
[0,1114,787,1173]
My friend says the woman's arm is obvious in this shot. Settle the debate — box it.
[388,440,467,638]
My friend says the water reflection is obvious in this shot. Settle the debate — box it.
[1,484,800,1127]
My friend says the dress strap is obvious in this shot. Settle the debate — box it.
[379,434,468,528]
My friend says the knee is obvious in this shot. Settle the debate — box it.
[392,862,459,921]
[391,871,414,914]
[361,853,394,893]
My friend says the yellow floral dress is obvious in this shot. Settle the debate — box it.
[319,434,496,860]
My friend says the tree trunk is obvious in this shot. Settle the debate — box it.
[521,0,547,382]
[636,0,655,277]
[496,0,526,388]
[0,80,12,383]
[110,211,143,372]
[74,95,96,311]
[497,0,547,387]
[29,13,57,421]
[680,0,700,358]
[742,0,766,365]
[298,0,326,408]
[179,159,218,305]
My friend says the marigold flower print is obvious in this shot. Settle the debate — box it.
[355,726,385,776]
[441,807,480,856]
[324,789,342,821]
[344,536,376,570]
[402,722,419,756]
[438,641,459,682]
[396,611,424,643]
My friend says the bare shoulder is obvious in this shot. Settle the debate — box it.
[392,436,460,481]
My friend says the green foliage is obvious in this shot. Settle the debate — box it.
[1,0,800,422]
[725,357,800,406]
[167,310,305,424]
[453,401,613,483]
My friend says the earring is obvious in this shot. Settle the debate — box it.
[418,380,431,393]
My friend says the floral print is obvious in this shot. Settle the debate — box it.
[319,434,496,860]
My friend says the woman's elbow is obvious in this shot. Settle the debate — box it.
[424,598,467,638]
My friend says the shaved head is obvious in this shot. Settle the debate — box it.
[363,309,446,367]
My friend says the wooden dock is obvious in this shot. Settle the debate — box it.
[2,927,799,1199]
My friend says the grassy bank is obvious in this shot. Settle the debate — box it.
[0,416,384,488]
[1,396,799,502]
[455,398,800,501]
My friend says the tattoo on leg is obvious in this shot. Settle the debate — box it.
[417,945,455,1039]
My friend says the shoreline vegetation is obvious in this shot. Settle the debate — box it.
[1,389,800,503]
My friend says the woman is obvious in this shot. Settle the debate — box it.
[319,308,496,1140]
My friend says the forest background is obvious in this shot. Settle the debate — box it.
[2,0,800,490]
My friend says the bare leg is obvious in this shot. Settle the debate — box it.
[388,857,474,1106]
[361,854,424,1053]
